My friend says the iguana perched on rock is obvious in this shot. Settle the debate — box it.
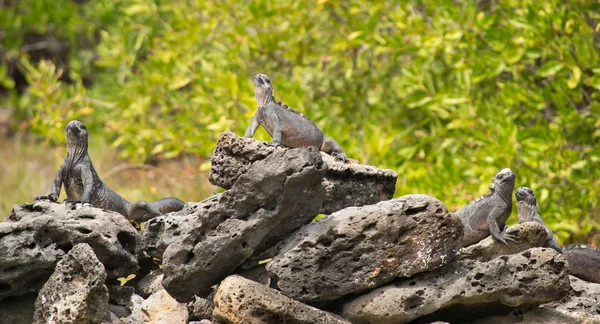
[34,120,185,222]
[515,186,562,252]
[244,73,348,162]
[456,168,518,247]
[562,244,600,284]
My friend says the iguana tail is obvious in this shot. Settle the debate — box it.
[150,197,185,214]
[562,244,600,284]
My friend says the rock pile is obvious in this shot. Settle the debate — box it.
[0,132,598,323]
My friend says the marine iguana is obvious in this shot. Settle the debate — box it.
[34,120,184,222]
[562,244,600,284]
[456,168,518,247]
[515,186,562,252]
[244,73,348,162]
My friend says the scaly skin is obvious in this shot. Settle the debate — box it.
[244,73,348,162]
[34,120,184,222]
[515,186,562,253]
[456,168,518,247]
[562,244,600,284]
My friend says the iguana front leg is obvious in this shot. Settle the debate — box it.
[488,208,518,246]
[263,110,282,147]
[34,164,64,202]
[244,115,259,138]
[127,200,163,222]
[322,137,348,163]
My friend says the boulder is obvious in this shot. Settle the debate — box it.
[459,222,549,262]
[127,268,165,298]
[161,146,327,301]
[0,292,36,324]
[0,201,142,300]
[342,248,570,324]
[267,194,463,302]
[33,243,109,324]
[209,132,397,214]
[475,276,600,323]
[120,290,188,324]
[213,275,350,324]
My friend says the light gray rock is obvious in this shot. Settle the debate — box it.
[459,222,549,262]
[33,243,109,324]
[0,201,142,301]
[266,194,463,302]
[187,289,216,321]
[209,132,397,214]
[342,248,570,324]
[161,146,327,301]
[120,290,188,324]
[475,276,600,323]
[213,275,350,324]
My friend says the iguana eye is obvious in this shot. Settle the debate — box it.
[265,79,271,84]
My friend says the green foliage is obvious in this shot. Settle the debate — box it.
[1,0,600,243]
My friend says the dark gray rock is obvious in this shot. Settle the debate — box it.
[107,304,130,318]
[266,194,463,302]
[161,146,328,301]
[213,275,351,324]
[0,292,36,324]
[33,243,109,324]
[209,132,397,214]
[475,276,600,323]
[101,311,120,324]
[127,268,164,298]
[187,289,217,321]
[107,285,135,306]
[0,201,142,301]
[342,248,570,324]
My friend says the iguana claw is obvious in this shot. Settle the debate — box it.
[34,193,59,203]
[265,141,281,147]
[496,231,519,246]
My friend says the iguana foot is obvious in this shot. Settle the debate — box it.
[495,231,519,246]
[64,199,92,209]
[34,193,59,203]
[265,141,281,147]
[333,154,349,163]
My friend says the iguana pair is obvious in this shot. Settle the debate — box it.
[457,169,599,284]
[35,120,184,222]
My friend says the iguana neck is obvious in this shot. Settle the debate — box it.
[517,202,537,222]
[256,92,276,107]
[494,186,512,205]
[66,139,88,168]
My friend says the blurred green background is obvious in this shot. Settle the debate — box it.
[1,0,599,245]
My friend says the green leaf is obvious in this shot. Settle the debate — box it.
[537,61,564,78]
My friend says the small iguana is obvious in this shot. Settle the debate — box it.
[456,168,518,247]
[34,120,185,222]
[515,186,562,252]
[562,244,600,284]
[244,73,348,162]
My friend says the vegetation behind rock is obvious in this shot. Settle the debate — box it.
[1,0,599,243]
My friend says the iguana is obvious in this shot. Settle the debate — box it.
[456,168,518,247]
[515,186,562,252]
[34,120,185,222]
[562,244,600,284]
[244,73,348,162]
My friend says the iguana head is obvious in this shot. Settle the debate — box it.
[515,186,537,205]
[490,168,516,192]
[65,120,89,156]
[253,73,275,107]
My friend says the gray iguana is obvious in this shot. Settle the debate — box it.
[34,120,185,222]
[244,73,348,162]
[562,244,600,284]
[515,186,562,252]
[456,168,518,247]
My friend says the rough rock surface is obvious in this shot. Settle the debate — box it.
[161,146,328,301]
[0,201,142,301]
[120,290,188,324]
[33,243,109,324]
[267,194,463,302]
[213,275,350,324]
[459,222,549,262]
[342,248,570,323]
[187,289,217,321]
[127,268,165,298]
[209,132,397,214]
[476,276,600,323]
